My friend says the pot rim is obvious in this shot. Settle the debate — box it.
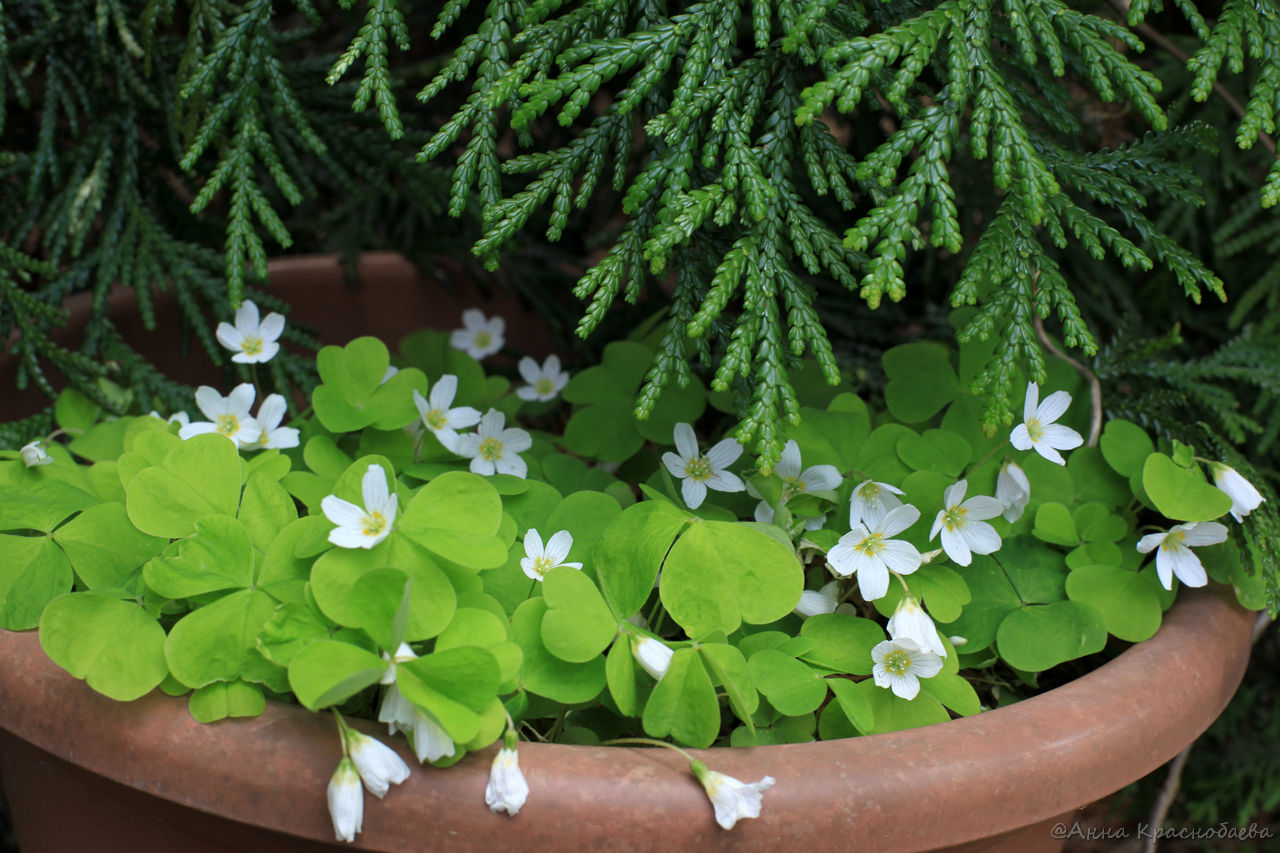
[0,585,1253,852]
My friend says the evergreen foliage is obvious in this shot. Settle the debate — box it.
[415,0,1255,469]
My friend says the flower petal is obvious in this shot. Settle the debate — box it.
[705,437,744,470]
[545,530,574,564]
[1009,424,1032,451]
[517,356,540,385]
[880,540,923,575]
[1180,522,1228,547]
[1022,382,1039,422]
[799,464,842,493]
[877,504,921,538]
[961,521,1002,556]
[1035,389,1072,425]
[1040,423,1083,451]
[704,470,745,494]
[776,441,802,480]
[430,374,459,410]
[257,312,286,343]
[681,477,707,509]
[672,423,698,460]
[227,383,257,416]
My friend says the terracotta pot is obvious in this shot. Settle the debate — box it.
[0,255,1258,852]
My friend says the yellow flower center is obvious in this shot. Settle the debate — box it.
[883,649,913,676]
[241,335,263,356]
[1160,530,1186,552]
[216,414,239,436]
[685,456,712,482]
[855,532,885,556]
[1026,418,1044,442]
[535,377,556,396]
[425,408,447,430]
[474,331,492,349]
[363,511,387,538]
[942,506,967,531]
[479,437,504,461]
[859,483,881,498]
[783,474,806,492]
[532,556,555,577]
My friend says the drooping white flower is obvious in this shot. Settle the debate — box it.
[179,384,262,448]
[631,636,675,681]
[849,479,906,529]
[20,440,52,467]
[516,355,570,402]
[455,409,532,478]
[1136,521,1229,590]
[521,529,582,580]
[216,299,285,364]
[996,460,1031,523]
[929,480,1004,567]
[1009,382,1083,466]
[871,637,944,700]
[344,729,411,798]
[485,731,530,816]
[245,393,300,450]
[689,760,775,831]
[412,375,481,453]
[826,504,923,601]
[376,644,457,764]
[886,595,946,658]
[661,423,745,510]
[794,580,841,618]
[1210,463,1265,523]
[751,440,839,529]
[377,684,457,763]
[322,464,398,549]
[450,309,505,360]
[327,757,363,842]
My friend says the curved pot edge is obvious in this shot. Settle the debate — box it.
[0,586,1253,852]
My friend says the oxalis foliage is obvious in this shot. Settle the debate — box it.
[0,313,1268,839]
[400,0,1280,473]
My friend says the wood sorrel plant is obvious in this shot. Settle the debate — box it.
[0,302,1268,841]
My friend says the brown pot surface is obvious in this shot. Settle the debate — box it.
[2,252,555,421]
[0,586,1253,853]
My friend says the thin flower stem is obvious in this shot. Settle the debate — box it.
[966,439,1010,480]
[599,737,697,762]
[331,709,351,755]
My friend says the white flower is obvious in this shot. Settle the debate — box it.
[485,732,530,816]
[751,440,839,529]
[1211,463,1265,523]
[516,355,569,402]
[179,383,262,448]
[871,637,944,700]
[376,644,457,763]
[826,504,923,601]
[631,636,674,681]
[455,409,532,478]
[327,757,363,842]
[690,760,775,831]
[1009,382,1083,466]
[344,729,411,798]
[412,375,481,453]
[521,529,582,580]
[886,595,946,658]
[216,299,285,364]
[849,479,905,529]
[321,464,398,549]
[450,309,505,360]
[380,642,416,685]
[1136,522,1229,590]
[377,684,457,763]
[661,423,745,510]
[996,460,1031,523]
[245,394,300,450]
[929,480,1004,567]
[794,580,841,618]
[20,440,51,467]
[149,410,190,427]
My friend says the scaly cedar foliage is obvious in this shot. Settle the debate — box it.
[0,0,455,445]
[409,0,1276,471]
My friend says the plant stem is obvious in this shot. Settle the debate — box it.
[599,737,696,762]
